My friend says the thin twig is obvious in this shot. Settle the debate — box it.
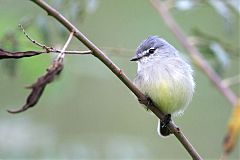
[31,0,203,159]
[19,24,48,49]
[62,50,91,55]
[20,25,133,56]
[222,75,240,87]
[150,0,237,107]
[56,31,74,62]
[19,24,92,55]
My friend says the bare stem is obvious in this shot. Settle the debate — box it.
[56,31,74,62]
[19,24,92,55]
[19,24,47,49]
[31,0,203,159]
[222,75,240,87]
[63,50,91,55]
[150,0,237,107]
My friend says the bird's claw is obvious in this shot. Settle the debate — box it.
[160,114,172,136]
[162,114,172,127]
[138,97,154,110]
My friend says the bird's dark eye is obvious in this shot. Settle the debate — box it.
[148,48,156,54]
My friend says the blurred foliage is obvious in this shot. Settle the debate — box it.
[174,0,239,75]
[0,30,19,76]
[35,0,99,44]
[224,99,240,154]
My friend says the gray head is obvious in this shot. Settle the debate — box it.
[130,36,177,62]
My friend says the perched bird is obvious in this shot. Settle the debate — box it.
[130,36,195,136]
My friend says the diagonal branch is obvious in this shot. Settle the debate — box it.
[150,0,237,107]
[30,0,203,159]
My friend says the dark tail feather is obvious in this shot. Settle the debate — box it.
[157,119,171,137]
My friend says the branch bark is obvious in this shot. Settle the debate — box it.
[30,0,203,159]
[150,0,237,107]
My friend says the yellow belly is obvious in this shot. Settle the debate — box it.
[134,58,194,116]
[142,79,190,116]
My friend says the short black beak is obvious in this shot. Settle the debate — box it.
[130,55,140,61]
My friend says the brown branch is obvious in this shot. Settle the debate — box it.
[150,0,237,107]
[0,26,90,59]
[0,48,91,59]
[0,48,44,59]
[30,0,203,159]
[0,25,90,60]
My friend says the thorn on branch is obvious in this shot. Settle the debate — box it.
[7,61,63,113]
[118,69,122,76]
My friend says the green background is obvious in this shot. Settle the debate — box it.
[0,0,239,159]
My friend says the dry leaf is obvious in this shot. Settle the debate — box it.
[7,61,63,113]
[224,99,240,154]
[0,48,44,59]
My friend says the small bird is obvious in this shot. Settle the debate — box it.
[130,36,195,136]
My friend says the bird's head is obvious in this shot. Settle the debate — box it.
[130,36,177,62]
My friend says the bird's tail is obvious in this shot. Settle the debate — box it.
[157,119,171,137]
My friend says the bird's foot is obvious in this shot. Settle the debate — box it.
[160,114,172,136]
[162,114,171,127]
[138,97,154,111]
